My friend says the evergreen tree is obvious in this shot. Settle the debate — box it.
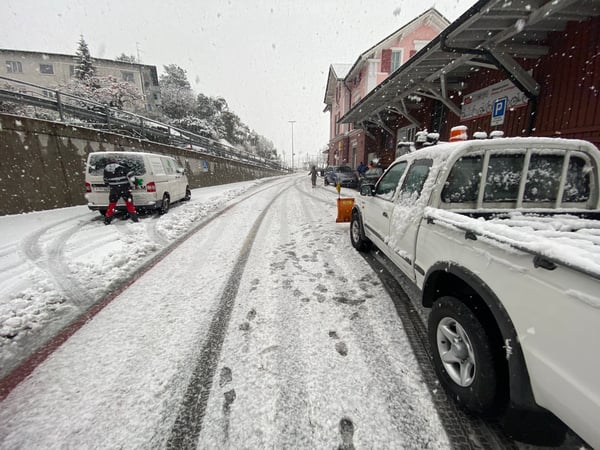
[73,35,95,80]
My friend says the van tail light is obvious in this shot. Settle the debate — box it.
[85,182,92,193]
[146,182,156,193]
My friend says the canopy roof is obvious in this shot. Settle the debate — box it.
[340,0,600,126]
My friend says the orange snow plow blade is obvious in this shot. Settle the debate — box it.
[336,197,355,223]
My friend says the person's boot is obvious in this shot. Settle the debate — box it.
[104,215,112,225]
[130,213,139,223]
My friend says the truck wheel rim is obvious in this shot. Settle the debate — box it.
[351,220,361,243]
[436,317,476,387]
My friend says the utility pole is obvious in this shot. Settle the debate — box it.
[288,120,296,172]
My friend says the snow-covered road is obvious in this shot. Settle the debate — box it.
[0,175,450,448]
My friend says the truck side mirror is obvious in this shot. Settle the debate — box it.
[360,184,375,196]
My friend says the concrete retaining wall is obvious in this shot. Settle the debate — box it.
[0,113,285,215]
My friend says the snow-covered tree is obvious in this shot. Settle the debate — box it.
[160,64,191,90]
[115,53,137,63]
[60,75,143,111]
[170,116,220,139]
[158,63,279,159]
[73,35,95,80]
[159,64,195,119]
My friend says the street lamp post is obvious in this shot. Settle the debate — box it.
[288,120,296,172]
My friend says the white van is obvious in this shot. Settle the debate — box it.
[85,151,191,215]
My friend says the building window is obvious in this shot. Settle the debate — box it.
[391,50,403,72]
[39,63,54,75]
[6,61,23,73]
[122,71,134,82]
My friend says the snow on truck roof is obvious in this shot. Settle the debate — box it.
[396,136,600,164]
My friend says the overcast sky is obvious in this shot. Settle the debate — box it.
[1,0,475,165]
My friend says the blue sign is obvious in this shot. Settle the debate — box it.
[202,160,209,172]
[491,97,507,126]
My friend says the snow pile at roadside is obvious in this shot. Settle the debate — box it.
[0,179,268,378]
[155,182,258,240]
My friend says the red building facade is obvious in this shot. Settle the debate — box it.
[340,1,600,152]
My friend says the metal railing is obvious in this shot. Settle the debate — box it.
[0,76,285,171]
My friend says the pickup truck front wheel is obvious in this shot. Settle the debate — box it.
[350,212,371,252]
[429,296,499,414]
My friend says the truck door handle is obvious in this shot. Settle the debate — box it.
[383,212,388,218]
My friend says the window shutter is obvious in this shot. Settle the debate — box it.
[381,49,392,73]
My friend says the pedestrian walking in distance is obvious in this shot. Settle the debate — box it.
[103,158,139,225]
[309,165,318,187]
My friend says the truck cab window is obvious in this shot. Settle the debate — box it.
[524,154,563,202]
[442,155,482,203]
[399,159,433,198]
[484,153,524,202]
[564,156,591,202]
[375,161,407,198]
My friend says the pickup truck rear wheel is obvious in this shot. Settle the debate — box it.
[429,296,498,414]
[350,211,371,252]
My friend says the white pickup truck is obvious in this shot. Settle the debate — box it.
[350,136,600,447]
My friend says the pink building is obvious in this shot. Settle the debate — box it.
[323,8,449,168]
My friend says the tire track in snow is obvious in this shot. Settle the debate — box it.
[0,178,290,401]
[20,214,96,309]
[166,184,291,449]
[270,185,316,448]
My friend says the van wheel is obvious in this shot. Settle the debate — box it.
[428,296,499,414]
[184,187,191,201]
[160,194,170,215]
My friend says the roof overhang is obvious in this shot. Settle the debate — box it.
[341,0,600,126]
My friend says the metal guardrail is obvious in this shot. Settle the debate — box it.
[0,76,285,171]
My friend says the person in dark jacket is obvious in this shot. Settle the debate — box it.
[103,159,139,225]
[356,161,367,175]
[309,165,318,187]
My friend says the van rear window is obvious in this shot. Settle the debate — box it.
[88,153,146,176]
